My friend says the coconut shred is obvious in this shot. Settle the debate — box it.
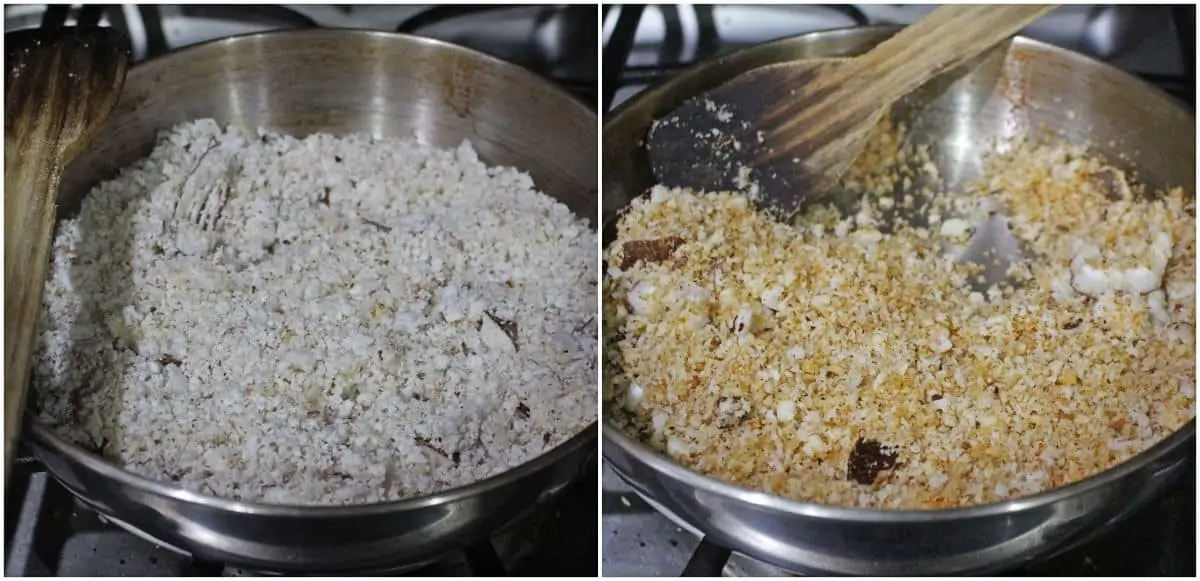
[33,119,597,505]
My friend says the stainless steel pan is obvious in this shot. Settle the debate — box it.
[25,29,597,574]
[602,26,1195,576]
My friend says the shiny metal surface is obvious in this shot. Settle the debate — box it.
[25,29,597,573]
[602,26,1195,576]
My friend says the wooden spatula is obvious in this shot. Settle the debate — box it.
[4,26,130,482]
[647,5,1055,218]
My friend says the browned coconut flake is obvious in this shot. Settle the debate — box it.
[604,130,1195,509]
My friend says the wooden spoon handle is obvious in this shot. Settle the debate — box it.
[845,5,1054,104]
[3,150,59,473]
[4,26,129,482]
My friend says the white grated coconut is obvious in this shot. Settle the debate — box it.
[33,119,597,506]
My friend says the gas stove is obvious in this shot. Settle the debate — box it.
[600,4,1196,577]
[3,4,598,108]
[3,4,598,577]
